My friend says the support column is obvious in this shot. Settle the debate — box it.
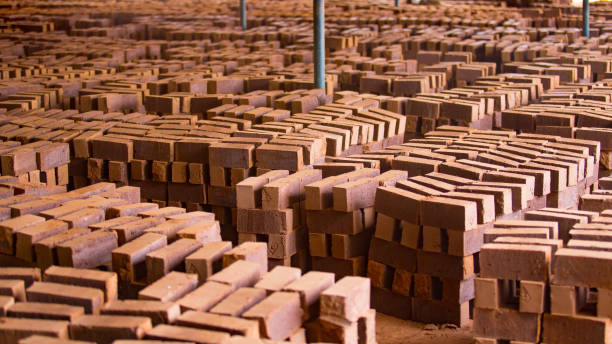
[583,0,589,38]
[240,0,247,30]
[395,0,400,6]
[314,0,325,90]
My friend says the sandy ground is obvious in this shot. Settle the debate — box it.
[376,314,475,344]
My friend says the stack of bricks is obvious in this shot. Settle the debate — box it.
[305,167,407,279]
[474,214,612,344]
[236,169,322,270]
[0,246,377,343]
[0,139,69,189]
[363,124,601,325]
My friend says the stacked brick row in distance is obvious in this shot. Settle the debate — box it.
[0,0,610,343]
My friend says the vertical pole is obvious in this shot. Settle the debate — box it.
[395,0,400,6]
[240,0,247,30]
[583,0,589,38]
[314,0,325,90]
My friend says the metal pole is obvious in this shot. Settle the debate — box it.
[395,0,400,6]
[314,0,325,89]
[240,0,247,30]
[583,0,589,38]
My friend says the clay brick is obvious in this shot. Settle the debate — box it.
[321,276,370,322]
[43,266,117,302]
[15,219,69,262]
[145,324,230,344]
[553,248,612,289]
[283,271,335,319]
[242,291,302,340]
[177,220,222,245]
[58,207,105,228]
[542,314,610,344]
[102,300,180,325]
[56,229,118,268]
[7,301,84,321]
[374,186,424,224]
[0,279,25,301]
[0,318,69,342]
[26,281,103,314]
[209,287,266,317]
[208,260,261,291]
[177,281,233,312]
[146,239,202,282]
[474,308,541,343]
[34,228,91,270]
[107,203,158,219]
[236,170,290,209]
[480,243,551,281]
[185,241,232,282]
[0,214,46,254]
[420,197,478,231]
[176,311,259,338]
[262,169,322,210]
[255,266,301,295]
[69,315,152,344]
[139,272,198,303]
[113,217,165,245]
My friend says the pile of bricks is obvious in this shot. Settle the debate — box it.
[0,258,376,343]
[474,209,612,344]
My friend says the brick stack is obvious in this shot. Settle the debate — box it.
[0,252,376,343]
[306,167,408,279]
[237,169,322,269]
[475,214,612,344]
[0,139,69,189]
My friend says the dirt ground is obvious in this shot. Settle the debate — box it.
[376,314,475,344]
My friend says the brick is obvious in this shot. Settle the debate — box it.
[208,260,261,291]
[320,276,370,322]
[26,281,103,314]
[209,143,254,168]
[0,214,46,254]
[474,308,541,343]
[480,243,551,281]
[242,291,302,340]
[0,318,69,342]
[223,242,268,276]
[56,229,118,269]
[420,197,478,231]
[101,300,180,326]
[209,287,266,317]
[283,271,335,319]
[113,224,166,280]
[237,208,293,234]
[107,203,158,218]
[58,207,105,228]
[34,228,91,270]
[542,314,610,344]
[374,186,424,224]
[15,219,69,262]
[7,301,84,321]
[44,266,117,302]
[138,272,198,303]
[262,169,322,210]
[18,335,93,344]
[185,241,232,282]
[255,266,301,295]
[236,170,289,209]
[0,279,25,302]
[177,220,221,245]
[177,281,233,313]
[113,217,166,245]
[69,315,152,344]
[146,239,202,282]
[553,248,612,289]
[176,311,259,338]
[145,324,230,344]
[319,315,358,344]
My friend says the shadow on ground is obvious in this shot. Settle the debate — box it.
[376,314,475,344]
